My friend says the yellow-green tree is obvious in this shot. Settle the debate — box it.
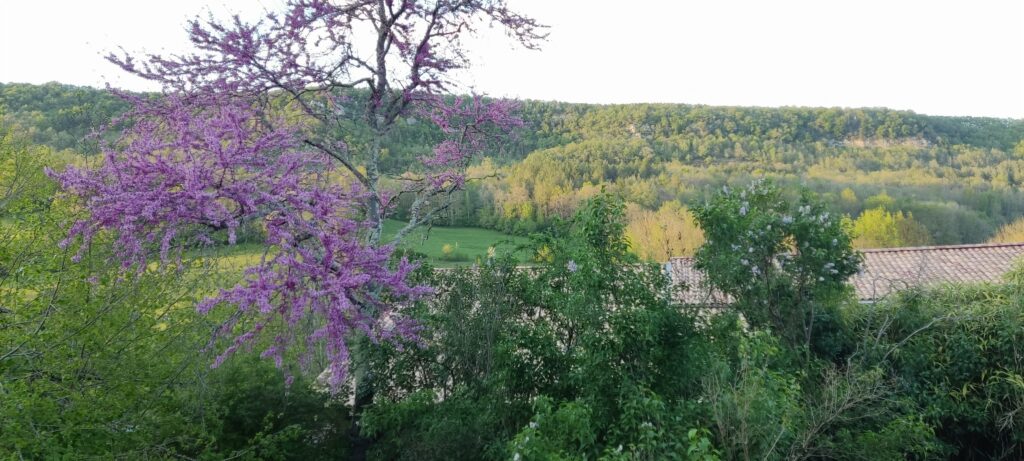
[864,191,895,210]
[624,200,704,261]
[838,187,859,214]
[988,217,1024,243]
[851,207,932,248]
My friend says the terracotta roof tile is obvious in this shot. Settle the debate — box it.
[667,242,1024,303]
[851,242,1024,300]
[664,258,731,305]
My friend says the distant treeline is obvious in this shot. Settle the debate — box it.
[5,82,1024,255]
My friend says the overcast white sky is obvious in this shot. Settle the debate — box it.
[1,0,1021,118]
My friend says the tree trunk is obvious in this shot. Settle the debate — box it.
[350,130,385,461]
[349,336,376,461]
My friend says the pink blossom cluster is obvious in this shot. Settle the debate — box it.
[418,95,524,188]
[52,0,543,392]
[49,95,429,391]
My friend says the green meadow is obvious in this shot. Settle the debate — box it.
[381,219,530,266]
[199,220,531,270]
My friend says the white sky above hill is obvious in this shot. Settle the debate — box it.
[1,0,1021,118]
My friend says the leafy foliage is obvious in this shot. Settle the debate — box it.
[692,180,861,353]
[625,200,704,260]
[988,216,1024,243]
[0,82,130,153]
[0,127,350,459]
[364,192,715,460]
[4,127,1020,458]
[850,207,932,248]
[849,277,1024,459]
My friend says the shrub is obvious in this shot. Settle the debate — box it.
[439,242,470,262]
[692,180,861,355]
[847,277,1024,459]
[364,192,714,460]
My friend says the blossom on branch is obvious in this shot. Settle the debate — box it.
[51,0,544,391]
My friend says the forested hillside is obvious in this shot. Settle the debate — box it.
[5,82,1024,256]
[465,103,1024,250]
[0,82,129,153]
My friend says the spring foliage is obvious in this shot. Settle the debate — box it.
[693,180,861,351]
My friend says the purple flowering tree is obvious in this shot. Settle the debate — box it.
[48,0,544,395]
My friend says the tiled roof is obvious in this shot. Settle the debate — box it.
[851,243,1024,300]
[667,242,1024,304]
[665,258,731,305]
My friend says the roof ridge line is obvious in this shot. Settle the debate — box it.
[859,242,1024,253]
[667,242,1024,260]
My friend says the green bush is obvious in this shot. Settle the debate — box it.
[364,192,715,460]
[692,180,861,358]
[848,277,1024,459]
[0,128,350,460]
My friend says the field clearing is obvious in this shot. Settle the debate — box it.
[381,219,530,266]
[198,220,531,270]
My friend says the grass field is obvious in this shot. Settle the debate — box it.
[200,220,531,269]
[382,219,530,266]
